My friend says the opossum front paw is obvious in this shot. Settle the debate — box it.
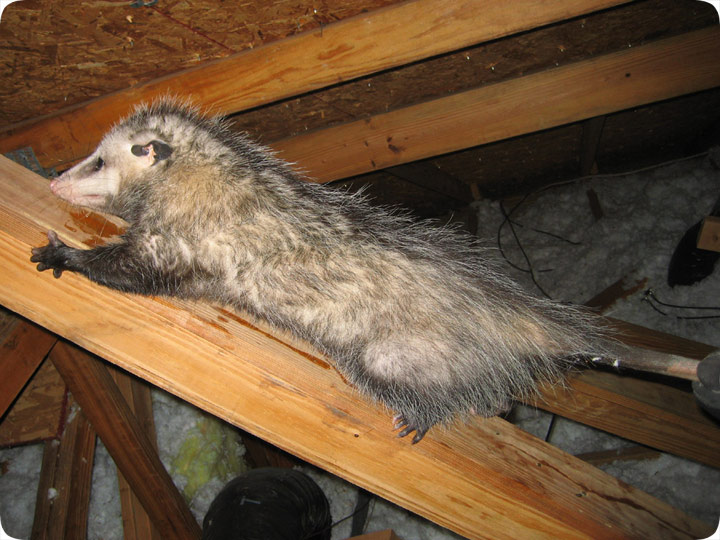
[31,231,73,278]
[393,414,431,444]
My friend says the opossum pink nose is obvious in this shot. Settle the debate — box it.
[49,179,59,193]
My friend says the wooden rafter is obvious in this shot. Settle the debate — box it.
[272,27,720,182]
[0,152,712,538]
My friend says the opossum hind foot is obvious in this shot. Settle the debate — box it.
[393,414,431,444]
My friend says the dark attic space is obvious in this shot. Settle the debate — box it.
[0,0,719,538]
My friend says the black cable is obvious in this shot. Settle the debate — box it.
[642,289,720,320]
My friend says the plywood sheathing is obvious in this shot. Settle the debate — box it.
[0,0,401,126]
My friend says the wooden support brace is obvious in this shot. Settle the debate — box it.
[580,116,606,177]
[48,342,201,539]
[108,366,163,540]
[533,317,720,468]
[31,401,95,540]
[0,0,633,170]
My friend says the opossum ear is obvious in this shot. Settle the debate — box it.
[131,140,173,165]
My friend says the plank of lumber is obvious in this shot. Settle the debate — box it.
[48,341,201,539]
[533,369,720,469]
[109,366,162,540]
[0,0,632,170]
[532,317,719,467]
[697,215,720,252]
[272,27,720,182]
[0,316,58,417]
[0,163,711,537]
[31,398,95,540]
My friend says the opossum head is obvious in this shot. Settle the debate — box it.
[50,128,173,213]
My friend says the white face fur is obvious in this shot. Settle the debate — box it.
[49,130,170,211]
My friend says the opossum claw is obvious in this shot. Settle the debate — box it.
[31,231,71,278]
[394,414,429,444]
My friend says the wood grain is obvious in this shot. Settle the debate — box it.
[0,158,712,537]
[0,0,631,170]
[110,367,162,540]
[49,342,201,539]
[272,26,720,182]
[31,398,95,540]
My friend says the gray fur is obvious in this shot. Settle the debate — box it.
[33,99,609,442]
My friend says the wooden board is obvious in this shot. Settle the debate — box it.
[0,158,712,538]
[31,398,95,540]
[534,369,720,468]
[0,0,632,170]
[271,27,720,182]
[109,366,163,540]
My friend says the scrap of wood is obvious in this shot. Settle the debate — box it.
[31,399,95,540]
[576,446,662,466]
[49,341,201,539]
[272,27,720,182]
[583,275,647,314]
[0,316,58,417]
[0,159,712,537]
[697,215,720,252]
[0,358,67,447]
[109,366,163,540]
[0,0,632,170]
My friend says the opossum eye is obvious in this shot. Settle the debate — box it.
[94,157,104,171]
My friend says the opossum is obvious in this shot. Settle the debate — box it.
[31,99,610,442]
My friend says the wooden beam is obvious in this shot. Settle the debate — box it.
[531,317,719,467]
[272,27,720,182]
[109,366,163,540]
[0,0,632,169]
[534,368,720,469]
[31,400,95,540]
[697,215,720,252]
[48,342,201,540]
[0,160,712,537]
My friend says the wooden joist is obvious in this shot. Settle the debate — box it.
[109,366,162,540]
[535,369,720,469]
[0,158,712,538]
[48,341,201,539]
[0,0,632,169]
[273,27,720,182]
[31,399,95,540]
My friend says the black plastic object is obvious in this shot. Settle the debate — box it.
[202,468,332,540]
[693,352,720,421]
